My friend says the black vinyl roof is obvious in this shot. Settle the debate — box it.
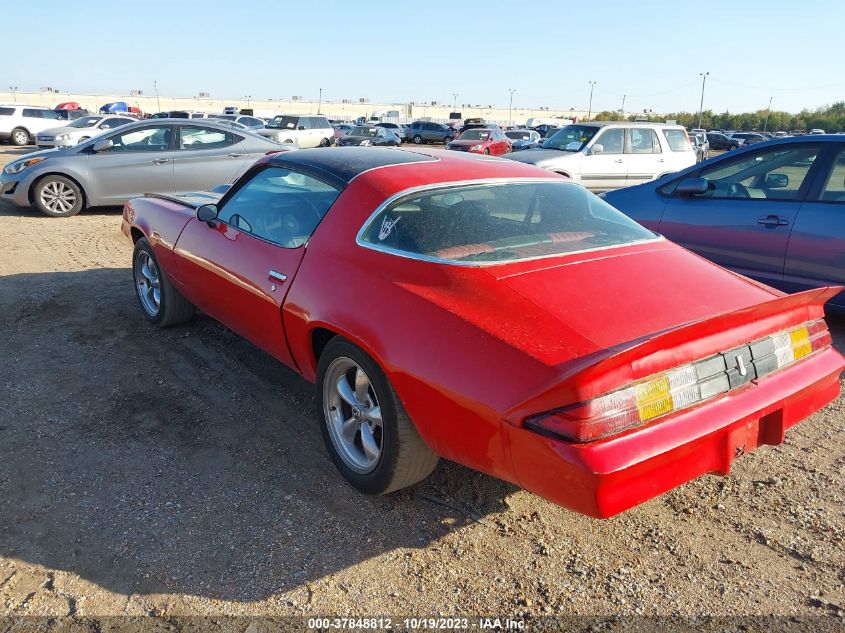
[267,147,437,186]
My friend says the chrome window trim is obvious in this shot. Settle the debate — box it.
[354,178,663,268]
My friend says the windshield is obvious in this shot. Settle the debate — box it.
[267,116,300,130]
[506,131,533,140]
[68,117,102,128]
[352,127,379,137]
[540,125,599,151]
[360,181,655,264]
[459,129,492,141]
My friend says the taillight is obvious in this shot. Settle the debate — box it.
[526,319,832,443]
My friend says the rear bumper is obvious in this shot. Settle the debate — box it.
[506,347,844,518]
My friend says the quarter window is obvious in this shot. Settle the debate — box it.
[663,129,691,151]
[22,109,44,118]
[178,126,237,150]
[360,181,655,263]
[694,145,821,201]
[217,167,340,248]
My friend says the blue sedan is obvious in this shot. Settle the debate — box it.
[603,136,845,311]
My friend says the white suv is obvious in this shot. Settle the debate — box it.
[256,114,334,148]
[506,122,697,192]
[0,105,67,145]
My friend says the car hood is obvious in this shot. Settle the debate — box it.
[340,135,375,144]
[505,148,575,165]
[143,188,226,209]
[41,126,82,136]
[477,241,778,360]
[450,138,488,146]
[258,128,295,137]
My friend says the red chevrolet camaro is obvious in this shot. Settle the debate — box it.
[121,147,844,518]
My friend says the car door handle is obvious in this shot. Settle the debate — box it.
[757,215,789,226]
[152,158,170,164]
[227,152,246,158]
[268,270,287,282]
[614,158,624,163]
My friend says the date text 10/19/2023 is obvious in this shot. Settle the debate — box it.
[307,617,526,630]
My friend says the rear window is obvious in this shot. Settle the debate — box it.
[360,181,655,264]
[0,107,14,116]
[663,129,691,151]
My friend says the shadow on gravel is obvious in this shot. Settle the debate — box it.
[0,268,517,602]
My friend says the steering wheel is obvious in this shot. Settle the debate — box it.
[727,182,751,199]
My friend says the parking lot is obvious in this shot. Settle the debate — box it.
[0,144,843,625]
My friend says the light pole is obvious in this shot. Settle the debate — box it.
[9,86,18,102]
[508,89,515,127]
[153,80,160,113]
[620,94,626,117]
[697,71,709,129]
[763,96,773,132]
[452,93,457,110]
[318,88,322,114]
[587,81,596,121]
[244,94,252,110]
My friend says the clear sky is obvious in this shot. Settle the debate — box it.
[3,0,843,115]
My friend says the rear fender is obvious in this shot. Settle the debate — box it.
[122,196,196,274]
[506,286,842,423]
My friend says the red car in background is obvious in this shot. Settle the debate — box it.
[447,127,512,155]
[121,147,843,518]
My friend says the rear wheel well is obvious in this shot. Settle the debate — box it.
[554,171,572,179]
[312,327,339,364]
[29,172,88,209]
[130,227,144,243]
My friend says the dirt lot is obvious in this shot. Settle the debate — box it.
[0,145,843,630]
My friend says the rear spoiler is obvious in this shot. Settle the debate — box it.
[505,286,842,424]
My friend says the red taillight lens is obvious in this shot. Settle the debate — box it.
[526,319,832,443]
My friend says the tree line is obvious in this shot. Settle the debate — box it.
[590,101,845,132]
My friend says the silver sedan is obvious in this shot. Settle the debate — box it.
[0,119,286,217]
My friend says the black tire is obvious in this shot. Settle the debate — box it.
[10,127,30,146]
[78,136,90,143]
[483,148,490,155]
[132,238,195,327]
[317,338,438,495]
[413,134,423,144]
[32,175,84,217]
[319,137,330,147]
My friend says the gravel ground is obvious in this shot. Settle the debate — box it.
[0,146,843,631]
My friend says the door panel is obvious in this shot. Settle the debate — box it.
[173,126,247,193]
[88,124,176,204]
[659,143,825,286]
[659,198,800,284]
[580,154,627,191]
[783,202,845,305]
[173,219,304,368]
[783,149,845,306]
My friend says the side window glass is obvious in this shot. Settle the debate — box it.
[695,145,821,201]
[178,126,235,150]
[630,128,661,154]
[110,126,173,152]
[23,109,43,118]
[217,167,340,248]
[663,129,690,152]
[593,128,624,155]
[818,149,845,202]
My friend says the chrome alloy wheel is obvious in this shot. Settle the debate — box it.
[40,181,76,214]
[134,250,161,316]
[323,357,384,474]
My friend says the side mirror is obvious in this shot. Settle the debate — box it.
[92,138,113,152]
[765,173,789,188]
[676,177,710,196]
[589,143,604,155]
[196,203,219,223]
